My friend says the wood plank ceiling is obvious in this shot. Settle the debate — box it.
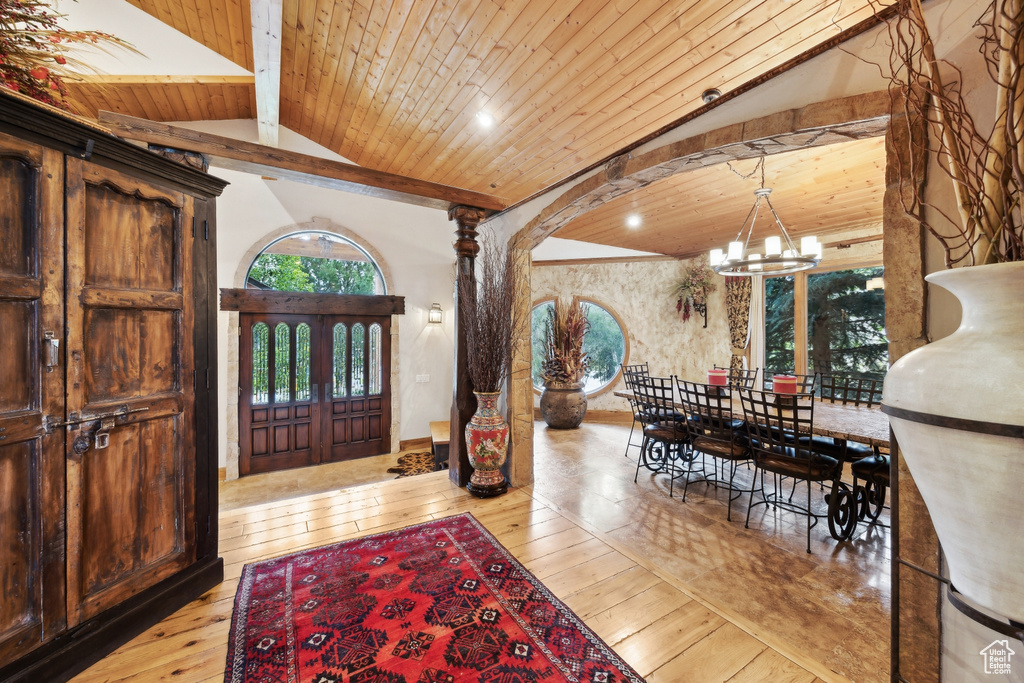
[68,0,883,212]
[554,136,887,258]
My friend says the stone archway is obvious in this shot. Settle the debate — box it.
[223,217,400,480]
[501,90,896,487]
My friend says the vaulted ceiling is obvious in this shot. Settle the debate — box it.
[67,0,884,216]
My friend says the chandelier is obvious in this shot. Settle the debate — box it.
[709,159,822,276]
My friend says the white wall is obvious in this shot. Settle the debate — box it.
[174,121,456,467]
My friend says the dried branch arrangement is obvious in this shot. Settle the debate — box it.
[0,0,138,110]
[883,0,1024,265]
[458,237,528,394]
[540,297,591,385]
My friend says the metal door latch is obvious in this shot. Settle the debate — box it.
[43,331,60,371]
[45,405,149,434]
[94,417,115,450]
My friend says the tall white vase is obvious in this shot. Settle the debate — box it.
[883,261,1024,621]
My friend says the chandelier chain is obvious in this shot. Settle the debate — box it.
[726,157,766,188]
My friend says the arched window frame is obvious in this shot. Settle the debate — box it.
[530,296,630,399]
[244,230,388,295]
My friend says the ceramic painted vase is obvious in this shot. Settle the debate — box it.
[539,381,587,429]
[883,261,1024,621]
[465,391,509,498]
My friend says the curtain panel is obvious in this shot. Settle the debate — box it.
[725,276,752,373]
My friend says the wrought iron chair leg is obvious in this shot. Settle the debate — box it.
[624,418,636,458]
[806,478,812,554]
[633,435,649,483]
[745,468,757,529]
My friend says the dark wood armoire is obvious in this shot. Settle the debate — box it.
[0,90,225,682]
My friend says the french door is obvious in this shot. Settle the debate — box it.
[238,313,391,475]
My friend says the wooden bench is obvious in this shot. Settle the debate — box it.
[430,421,450,470]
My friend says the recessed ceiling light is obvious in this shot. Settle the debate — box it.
[476,111,494,128]
[701,88,722,104]
[626,214,642,228]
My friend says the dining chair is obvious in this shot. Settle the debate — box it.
[677,380,755,519]
[811,374,887,539]
[714,364,759,391]
[738,388,843,553]
[819,375,883,406]
[621,363,650,459]
[632,375,692,497]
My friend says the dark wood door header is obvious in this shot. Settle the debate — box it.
[220,288,405,316]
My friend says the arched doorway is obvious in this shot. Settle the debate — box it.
[233,226,399,476]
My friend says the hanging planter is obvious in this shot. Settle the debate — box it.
[671,257,716,328]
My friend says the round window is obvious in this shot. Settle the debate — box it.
[530,299,628,396]
[246,231,386,294]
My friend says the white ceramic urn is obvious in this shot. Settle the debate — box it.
[883,261,1024,621]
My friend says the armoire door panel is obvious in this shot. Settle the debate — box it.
[0,133,66,668]
[64,159,195,626]
[0,301,34,412]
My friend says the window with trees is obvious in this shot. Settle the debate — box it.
[764,266,887,381]
[246,231,386,294]
[530,299,628,395]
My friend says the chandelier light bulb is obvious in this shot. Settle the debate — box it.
[710,248,725,266]
[749,253,762,271]
[727,241,744,261]
[801,235,820,256]
[764,235,782,256]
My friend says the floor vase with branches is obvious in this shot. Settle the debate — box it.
[880,0,1024,628]
[459,239,526,498]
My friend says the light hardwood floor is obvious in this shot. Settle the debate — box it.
[72,421,890,682]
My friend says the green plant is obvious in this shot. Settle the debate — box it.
[540,297,590,385]
[671,256,717,322]
[0,0,137,110]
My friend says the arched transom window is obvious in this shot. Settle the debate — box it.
[246,231,387,295]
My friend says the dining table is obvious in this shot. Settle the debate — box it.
[614,387,891,540]
[613,388,890,448]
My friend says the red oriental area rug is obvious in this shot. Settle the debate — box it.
[225,512,645,683]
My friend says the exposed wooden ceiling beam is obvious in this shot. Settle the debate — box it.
[73,75,255,86]
[98,111,507,212]
[251,0,282,147]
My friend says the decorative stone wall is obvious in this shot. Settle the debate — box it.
[530,257,732,412]
[884,113,941,681]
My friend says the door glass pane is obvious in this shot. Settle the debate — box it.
[333,323,347,398]
[807,267,887,380]
[764,275,795,374]
[368,323,382,395]
[352,323,365,396]
[296,323,311,401]
[252,322,269,404]
[274,322,290,403]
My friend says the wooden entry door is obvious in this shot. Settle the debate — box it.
[321,315,392,462]
[239,313,391,475]
[63,159,195,626]
[238,313,319,475]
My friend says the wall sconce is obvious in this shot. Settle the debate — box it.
[427,303,444,324]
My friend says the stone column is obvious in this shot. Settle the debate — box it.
[506,244,534,487]
[884,113,941,682]
[448,206,484,487]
